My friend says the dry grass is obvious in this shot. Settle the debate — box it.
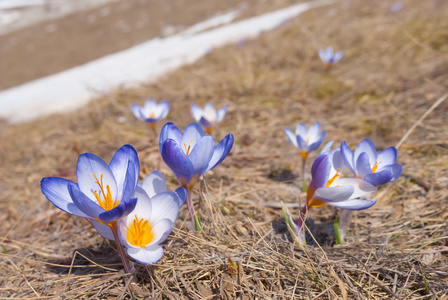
[1,0,448,298]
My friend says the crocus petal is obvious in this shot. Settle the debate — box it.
[41,177,89,218]
[199,117,213,128]
[159,122,182,150]
[175,187,187,206]
[109,145,139,200]
[205,133,234,172]
[131,104,145,121]
[296,135,308,151]
[215,105,228,123]
[149,191,181,224]
[390,164,403,181]
[308,122,321,142]
[329,198,377,210]
[98,197,138,223]
[331,147,345,172]
[310,153,330,188]
[126,244,164,265]
[356,152,374,178]
[354,139,377,166]
[295,123,307,139]
[141,170,167,198]
[161,139,194,186]
[340,141,355,175]
[68,182,105,219]
[333,50,343,63]
[190,104,204,122]
[156,100,170,119]
[320,141,334,155]
[90,219,114,240]
[188,135,215,177]
[377,147,397,168]
[314,185,354,202]
[148,218,173,246]
[364,170,393,187]
[76,152,118,203]
[129,185,152,223]
[308,130,326,152]
[319,49,329,62]
[180,123,204,152]
[285,128,298,148]
[203,102,216,122]
[143,98,157,117]
[335,178,377,198]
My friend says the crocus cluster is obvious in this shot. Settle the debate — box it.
[132,98,170,129]
[41,145,186,266]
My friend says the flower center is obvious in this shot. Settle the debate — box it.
[183,139,194,156]
[325,168,343,187]
[127,215,154,247]
[92,173,118,211]
[372,161,380,173]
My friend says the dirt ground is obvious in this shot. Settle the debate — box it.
[1,0,448,298]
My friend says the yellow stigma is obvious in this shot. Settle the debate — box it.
[92,173,118,211]
[325,168,343,188]
[372,161,380,173]
[127,215,154,247]
[183,139,194,156]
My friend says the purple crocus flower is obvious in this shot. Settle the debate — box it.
[285,122,326,160]
[318,46,343,68]
[159,122,233,224]
[340,139,402,187]
[41,145,140,239]
[306,142,377,210]
[190,102,228,134]
[132,98,170,128]
[118,171,186,264]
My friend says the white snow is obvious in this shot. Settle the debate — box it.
[0,0,332,124]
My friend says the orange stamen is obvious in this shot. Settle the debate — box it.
[183,139,194,156]
[325,168,343,188]
[92,173,118,211]
[372,161,380,173]
[127,215,154,247]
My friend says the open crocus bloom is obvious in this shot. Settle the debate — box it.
[341,139,402,187]
[159,122,233,190]
[190,102,228,134]
[119,171,186,264]
[318,46,343,68]
[285,122,326,160]
[41,145,140,239]
[306,143,377,210]
[132,98,170,126]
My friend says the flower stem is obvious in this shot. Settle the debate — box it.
[110,223,132,274]
[335,209,353,244]
[296,206,307,245]
[186,189,196,225]
[301,157,308,192]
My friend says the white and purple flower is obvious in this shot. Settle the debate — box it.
[41,145,140,239]
[340,138,402,187]
[285,122,326,160]
[118,171,186,264]
[190,102,228,134]
[132,98,170,128]
[318,46,343,68]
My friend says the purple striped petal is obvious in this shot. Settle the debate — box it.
[205,133,234,172]
[215,105,228,123]
[149,191,181,224]
[98,197,137,223]
[314,185,354,202]
[377,147,397,168]
[131,104,145,121]
[156,101,170,119]
[180,123,204,153]
[188,135,215,177]
[90,219,114,240]
[126,244,164,265]
[285,128,298,148]
[340,141,355,175]
[354,139,377,166]
[310,153,330,188]
[68,182,105,219]
[199,117,213,128]
[329,198,377,210]
[161,139,194,186]
[41,177,89,218]
[159,122,182,150]
[175,187,187,206]
[356,152,373,178]
[190,104,204,122]
[141,170,167,198]
[109,145,139,201]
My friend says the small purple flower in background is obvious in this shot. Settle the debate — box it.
[191,102,228,135]
[41,145,140,273]
[318,46,343,69]
[159,122,233,227]
[390,2,404,12]
[341,138,402,187]
[285,122,326,180]
[118,171,186,264]
[236,37,246,50]
[306,142,377,210]
[132,98,170,130]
